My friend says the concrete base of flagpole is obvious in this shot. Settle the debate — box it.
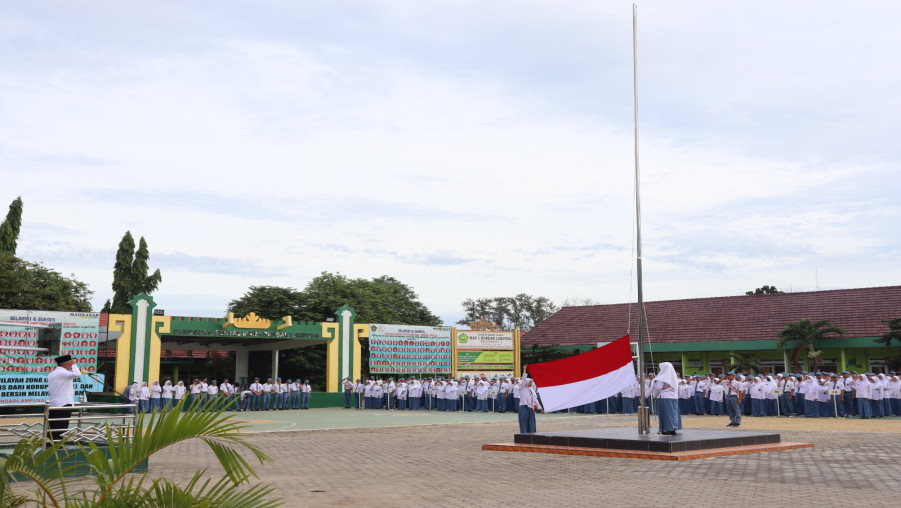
[484,427,805,461]
[637,406,651,435]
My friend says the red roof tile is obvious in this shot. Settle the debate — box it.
[522,286,901,346]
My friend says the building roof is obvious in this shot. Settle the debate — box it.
[522,286,901,347]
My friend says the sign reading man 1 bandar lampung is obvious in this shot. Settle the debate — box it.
[368,324,452,374]
[455,331,515,374]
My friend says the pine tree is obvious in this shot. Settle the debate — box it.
[108,231,162,313]
[0,196,24,254]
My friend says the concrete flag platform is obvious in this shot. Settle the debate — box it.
[484,426,814,460]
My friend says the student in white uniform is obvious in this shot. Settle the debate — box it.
[887,373,901,416]
[124,382,138,414]
[408,378,422,410]
[149,380,162,413]
[300,380,312,409]
[220,378,236,411]
[476,377,490,412]
[515,368,542,434]
[396,379,408,410]
[723,372,742,427]
[174,381,187,410]
[678,378,693,415]
[648,362,680,435]
[161,380,174,412]
[249,377,264,411]
[353,379,364,409]
[707,375,725,416]
[342,377,354,409]
[855,374,873,419]
[260,378,273,410]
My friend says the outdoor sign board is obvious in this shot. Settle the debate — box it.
[368,324,452,374]
[0,309,104,405]
[454,330,516,378]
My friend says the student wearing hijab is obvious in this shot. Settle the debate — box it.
[649,362,681,435]
[515,367,542,434]
[174,380,187,409]
[707,375,725,416]
[855,373,872,419]
[124,382,138,414]
[138,382,150,413]
[161,380,174,412]
[888,373,901,416]
[149,380,162,413]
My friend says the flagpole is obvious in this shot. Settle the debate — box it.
[633,3,651,435]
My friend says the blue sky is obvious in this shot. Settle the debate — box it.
[3,1,899,327]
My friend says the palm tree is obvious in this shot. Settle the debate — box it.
[0,399,281,507]
[726,353,760,375]
[776,318,845,372]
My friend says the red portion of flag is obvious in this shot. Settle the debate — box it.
[527,334,632,387]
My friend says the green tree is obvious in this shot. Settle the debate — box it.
[228,272,441,383]
[745,285,782,295]
[521,344,568,365]
[0,401,280,507]
[0,253,93,311]
[875,318,901,371]
[457,294,558,331]
[106,232,162,313]
[0,196,23,254]
[776,318,845,372]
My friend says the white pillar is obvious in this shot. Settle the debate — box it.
[271,347,279,381]
[235,348,249,387]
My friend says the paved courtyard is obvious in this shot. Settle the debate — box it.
[146,409,901,507]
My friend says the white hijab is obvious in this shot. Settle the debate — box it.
[657,362,679,390]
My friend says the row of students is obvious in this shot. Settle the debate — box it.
[674,371,901,419]
[123,377,315,412]
[240,377,313,411]
[344,375,530,412]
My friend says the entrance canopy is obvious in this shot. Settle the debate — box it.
[162,313,328,349]
[110,294,366,393]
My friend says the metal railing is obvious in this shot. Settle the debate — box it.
[0,402,138,449]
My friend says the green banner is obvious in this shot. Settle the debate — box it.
[456,350,514,371]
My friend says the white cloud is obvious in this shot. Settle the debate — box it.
[3,1,901,324]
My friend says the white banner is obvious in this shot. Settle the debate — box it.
[455,330,514,349]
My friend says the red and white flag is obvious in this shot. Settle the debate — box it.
[526,334,635,413]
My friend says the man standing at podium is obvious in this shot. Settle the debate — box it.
[47,354,81,442]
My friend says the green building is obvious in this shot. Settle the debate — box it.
[521,286,901,375]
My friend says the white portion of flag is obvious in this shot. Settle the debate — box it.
[536,362,636,413]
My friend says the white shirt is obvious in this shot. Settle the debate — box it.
[48,363,81,407]
[516,376,540,409]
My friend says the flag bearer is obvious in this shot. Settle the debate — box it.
[649,362,681,435]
